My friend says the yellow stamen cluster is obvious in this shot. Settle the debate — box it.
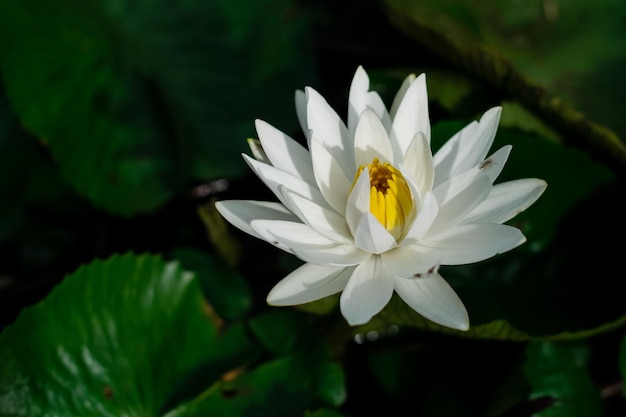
[353,158,413,239]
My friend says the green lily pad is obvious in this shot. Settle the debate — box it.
[0,253,258,416]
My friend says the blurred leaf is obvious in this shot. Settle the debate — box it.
[248,309,310,355]
[383,0,626,139]
[0,0,312,216]
[0,253,259,416]
[171,247,252,321]
[524,341,604,417]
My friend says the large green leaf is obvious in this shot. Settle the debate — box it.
[0,0,312,215]
[0,253,259,416]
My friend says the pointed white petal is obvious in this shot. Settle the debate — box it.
[309,136,352,213]
[306,87,354,170]
[283,190,352,243]
[345,166,371,235]
[433,121,478,185]
[267,263,352,305]
[250,220,338,250]
[390,73,430,156]
[215,200,298,253]
[381,244,440,277]
[428,175,491,237]
[294,244,370,267]
[255,119,315,182]
[353,213,397,254]
[479,145,511,183]
[340,256,394,325]
[402,191,438,243]
[402,131,434,195]
[390,73,416,120]
[354,109,394,167]
[434,106,502,184]
[243,154,330,211]
[393,272,469,330]
[247,138,270,163]
[464,178,548,224]
[295,89,308,133]
[348,67,391,137]
[418,223,526,265]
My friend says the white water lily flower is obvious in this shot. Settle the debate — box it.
[215,66,546,330]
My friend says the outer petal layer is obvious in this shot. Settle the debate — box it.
[463,178,547,224]
[418,223,526,265]
[393,272,469,330]
[215,200,299,253]
[340,256,395,325]
[267,263,353,305]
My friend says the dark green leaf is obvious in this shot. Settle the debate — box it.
[169,350,345,417]
[248,309,311,355]
[524,341,604,417]
[0,253,258,416]
[0,0,313,215]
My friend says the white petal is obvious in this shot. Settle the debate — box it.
[348,65,370,134]
[340,256,394,325]
[464,178,548,224]
[418,223,526,265]
[306,87,354,170]
[267,263,352,306]
[294,244,370,267]
[247,138,270,163]
[390,73,430,156]
[381,244,440,277]
[427,175,491,237]
[345,166,371,236]
[214,200,298,253]
[309,136,352,213]
[255,119,315,182]
[295,89,307,133]
[347,66,391,136]
[434,106,501,184]
[250,219,338,249]
[433,165,480,206]
[353,213,397,254]
[283,189,352,243]
[402,131,434,196]
[390,73,416,120]
[479,145,511,183]
[393,272,469,330]
[402,191,438,243]
[243,154,330,211]
[354,109,394,167]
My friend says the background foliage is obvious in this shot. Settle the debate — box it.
[1,0,624,416]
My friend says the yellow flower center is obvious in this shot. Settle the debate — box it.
[353,158,413,239]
